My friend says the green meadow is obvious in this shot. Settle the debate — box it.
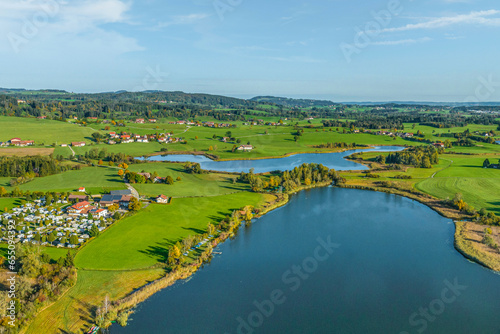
[0,116,99,145]
[127,162,249,198]
[75,192,266,270]
[416,154,500,214]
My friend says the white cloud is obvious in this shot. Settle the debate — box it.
[382,10,500,33]
[155,13,210,29]
[0,0,141,54]
[371,37,432,46]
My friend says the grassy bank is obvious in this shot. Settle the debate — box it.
[454,221,500,272]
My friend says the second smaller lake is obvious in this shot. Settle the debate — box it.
[140,146,405,173]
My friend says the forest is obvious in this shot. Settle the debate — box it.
[0,156,66,178]
[385,146,440,168]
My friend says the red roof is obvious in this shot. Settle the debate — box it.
[71,201,90,210]
[157,194,168,199]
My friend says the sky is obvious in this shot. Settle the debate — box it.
[1,0,500,102]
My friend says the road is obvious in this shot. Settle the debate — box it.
[125,181,140,199]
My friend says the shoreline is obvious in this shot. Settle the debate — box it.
[138,144,406,162]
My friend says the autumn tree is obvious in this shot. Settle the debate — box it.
[207,223,215,235]
[128,197,142,211]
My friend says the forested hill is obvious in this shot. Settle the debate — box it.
[250,96,336,108]
[1,89,259,108]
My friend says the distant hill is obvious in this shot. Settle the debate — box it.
[251,96,336,108]
[1,89,257,108]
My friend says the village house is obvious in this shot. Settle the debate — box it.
[121,135,134,144]
[237,145,254,151]
[135,118,145,124]
[154,176,166,183]
[61,144,68,147]
[67,201,92,216]
[78,187,86,192]
[149,119,157,123]
[90,208,108,219]
[156,194,170,204]
[221,137,230,143]
[72,142,86,147]
[109,132,117,138]
[138,172,151,179]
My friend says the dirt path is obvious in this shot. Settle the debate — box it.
[68,145,75,157]
[431,158,454,178]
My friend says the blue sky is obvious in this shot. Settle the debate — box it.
[1,0,500,102]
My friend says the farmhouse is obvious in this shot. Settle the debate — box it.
[72,142,86,147]
[149,119,157,123]
[156,194,170,204]
[68,194,88,202]
[109,132,117,138]
[18,140,34,147]
[100,190,134,207]
[237,145,254,151]
[78,187,86,192]
[135,118,145,124]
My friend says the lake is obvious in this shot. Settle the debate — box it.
[139,146,405,173]
[112,188,500,334]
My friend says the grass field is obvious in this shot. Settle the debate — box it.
[0,116,100,145]
[0,147,55,156]
[415,154,500,214]
[127,163,249,198]
[75,192,266,270]
[0,166,126,194]
[0,198,22,212]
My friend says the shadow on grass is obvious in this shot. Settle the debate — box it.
[181,226,206,234]
[486,202,500,214]
[139,238,177,263]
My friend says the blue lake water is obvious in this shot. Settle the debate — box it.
[112,188,500,334]
[140,146,405,173]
